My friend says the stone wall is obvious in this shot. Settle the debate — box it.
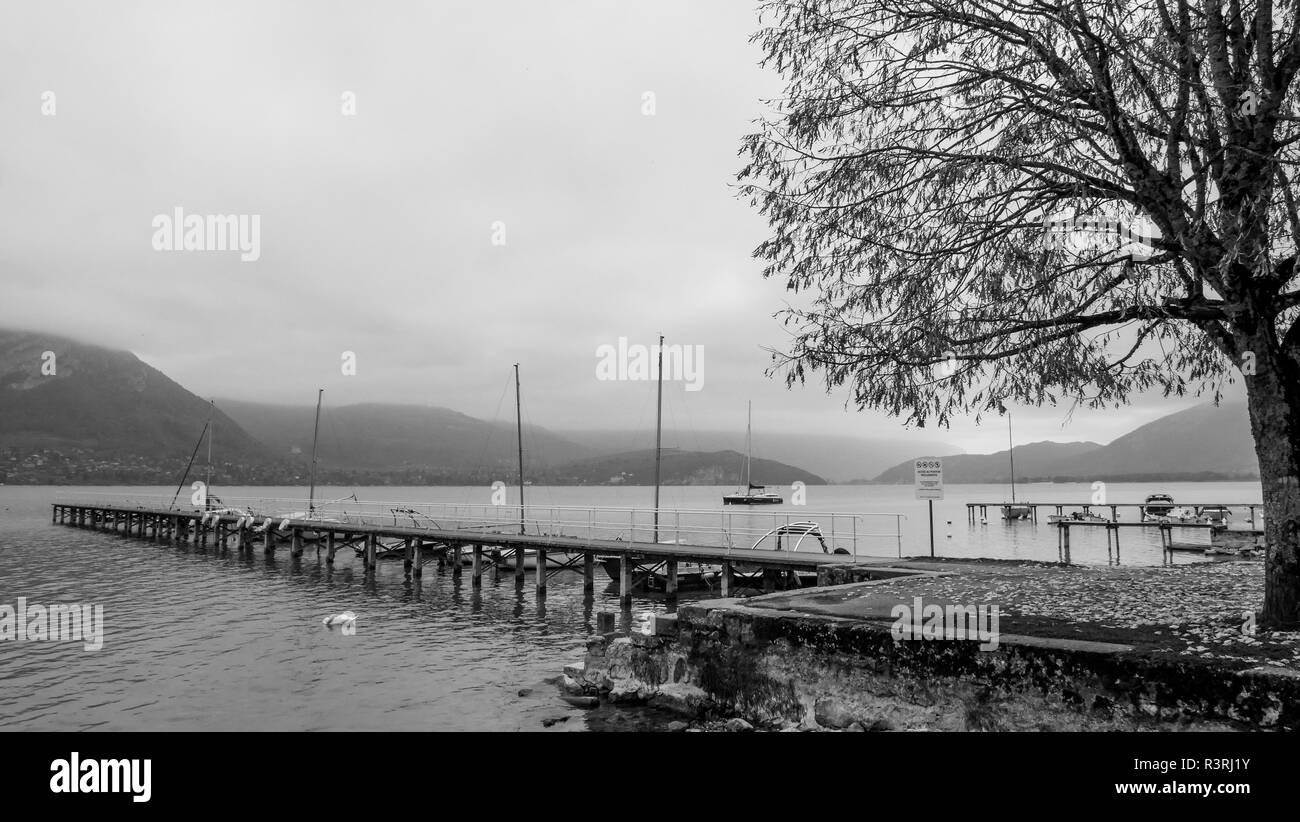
[565,600,1300,731]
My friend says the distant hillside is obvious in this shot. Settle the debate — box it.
[1067,401,1257,478]
[0,330,266,481]
[554,429,959,483]
[538,448,826,486]
[871,401,1260,483]
[873,440,1103,483]
[218,399,596,478]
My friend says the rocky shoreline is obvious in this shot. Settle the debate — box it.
[556,561,1300,732]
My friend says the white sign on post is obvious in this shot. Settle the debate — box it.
[914,458,944,500]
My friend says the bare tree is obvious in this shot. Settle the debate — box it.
[739,0,1300,626]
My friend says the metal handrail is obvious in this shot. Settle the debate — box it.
[57,491,907,557]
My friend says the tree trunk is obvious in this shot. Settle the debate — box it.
[1244,332,1300,629]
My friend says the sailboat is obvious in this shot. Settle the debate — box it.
[199,400,251,518]
[998,403,1031,520]
[723,402,783,505]
[275,389,349,539]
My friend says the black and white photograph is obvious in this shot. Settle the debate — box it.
[1,0,1297,800]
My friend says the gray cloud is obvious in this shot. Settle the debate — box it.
[0,0,1223,457]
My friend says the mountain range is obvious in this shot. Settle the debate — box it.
[872,401,1258,483]
[0,328,1264,485]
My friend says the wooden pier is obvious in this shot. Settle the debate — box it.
[967,500,1263,526]
[50,501,896,605]
[1051,519,1265,563]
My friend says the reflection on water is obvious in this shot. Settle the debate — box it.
[1,481,1264,730]
[0,488,682,731]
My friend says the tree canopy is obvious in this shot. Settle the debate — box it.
[740,0,1300,425]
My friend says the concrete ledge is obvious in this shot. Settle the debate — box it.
[573,598,1300,731]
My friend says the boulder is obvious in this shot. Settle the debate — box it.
[562,662,585,680]
[815,697,857,730]
[647,683,711,716]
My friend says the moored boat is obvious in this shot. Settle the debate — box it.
[1141,493,1176,521]
[1001,504,1032,520]
[722,402,783,505]
[996,403,1030,521]
[1047,511,1109,524]
[1197,505,1231,529]
[723,484,784,505]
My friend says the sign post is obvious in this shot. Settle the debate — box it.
[913,458,944,557]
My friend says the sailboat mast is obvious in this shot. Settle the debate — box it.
[1006,408,1017,503]
[652,334,664,543]
[205,399,213,509]
[745,401,752,488]
[515,363,525,536]
[308,388,323,515]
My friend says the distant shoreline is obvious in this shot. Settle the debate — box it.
[850,472,1260,485]
[0,476,1264,488]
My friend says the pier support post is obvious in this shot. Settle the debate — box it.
[472,545,483,587]
[721,562,733,598]
[452,545,462,577]
[536,549,547,596]
[291,529,303,558]
[763,567,778,593]
[404,537,414,576]
[515,547,526,587]
[619,555,632,606]
[666,560,678,600]
[583,552,594,594]
[365,533,377,570]
[217,522,227,551]
[326,531,336,564]
[415,540,427,578]
[263,525,275,555]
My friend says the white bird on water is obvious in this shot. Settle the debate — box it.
[322,611,358,629]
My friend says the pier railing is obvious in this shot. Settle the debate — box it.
[56,492,906,558]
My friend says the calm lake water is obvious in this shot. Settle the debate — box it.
[0,481,1264,730]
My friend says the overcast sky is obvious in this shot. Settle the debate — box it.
[0,0,1232,454]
